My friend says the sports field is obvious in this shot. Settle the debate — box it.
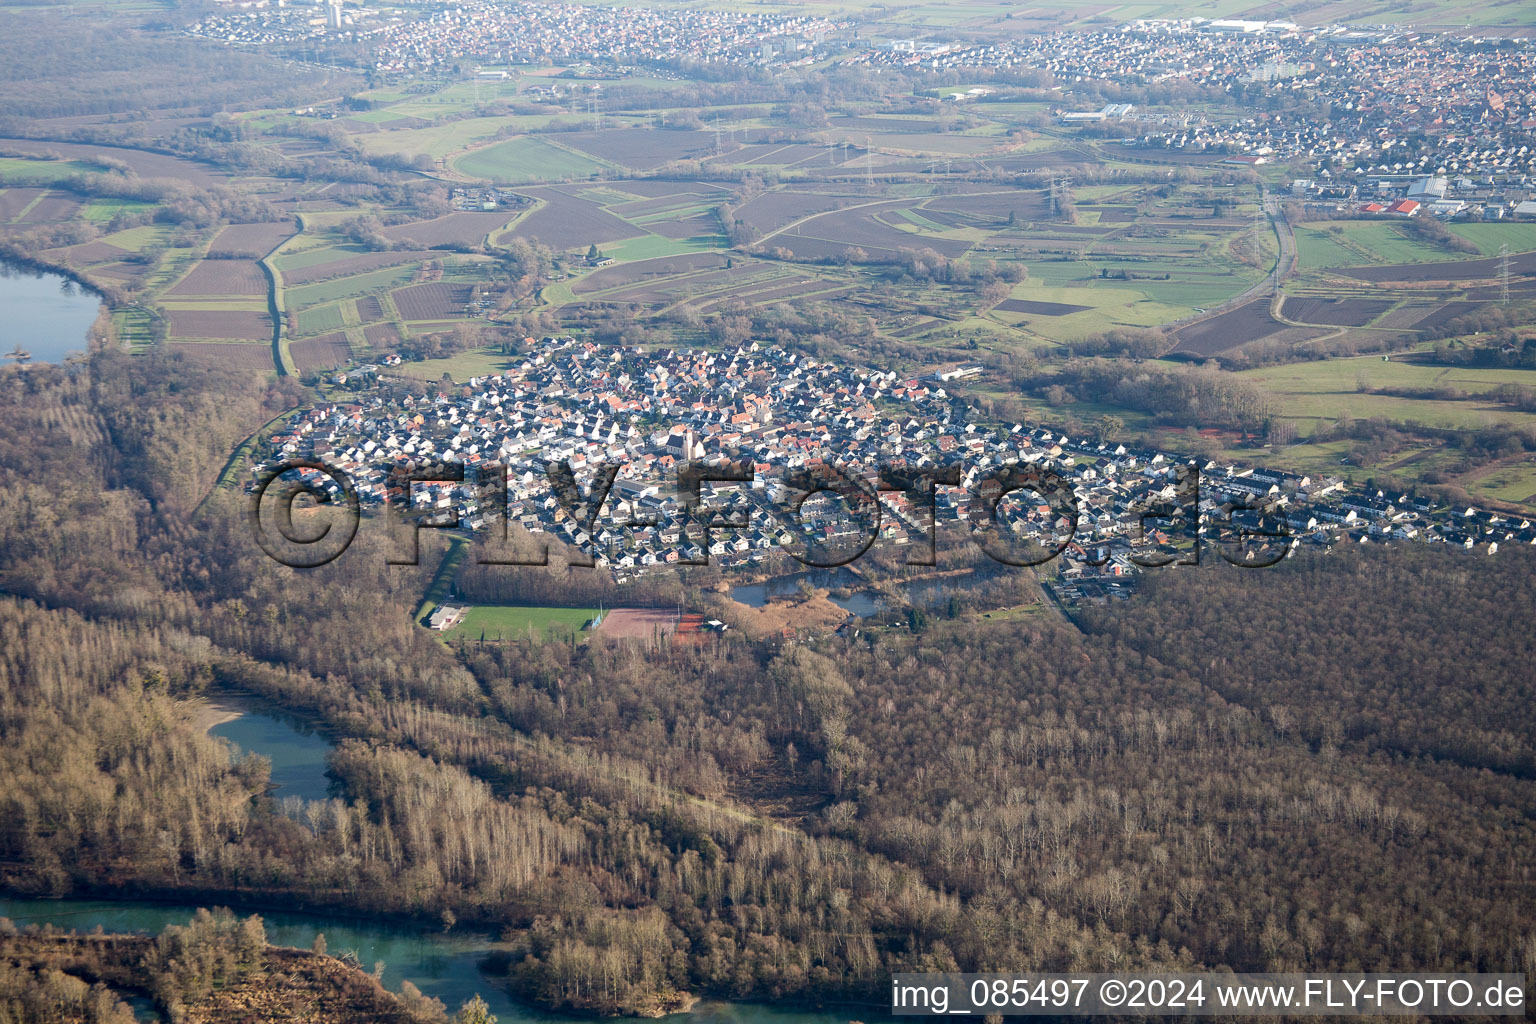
[442,604,600,641]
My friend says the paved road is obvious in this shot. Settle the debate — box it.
[1262,187,1298,301]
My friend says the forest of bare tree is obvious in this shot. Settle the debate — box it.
[0,351,1532,1016]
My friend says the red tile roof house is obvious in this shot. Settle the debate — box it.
[1386,198,1421,216]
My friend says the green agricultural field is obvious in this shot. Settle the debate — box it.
[602,234,720,261]
[386,79,521,116]
[1024,255,1261,309]
[1238,356,1536,432]
[393,347,523,381]
[1240,356,1536,399]
[296,302,346,336]
[1448,221,1536,256]
[100,224,170,249]
[594,76,677,91]
[1247,437,1356,476]
[352,116,535,161]
[442,604,599,642]
[111,306,159,350]
[824,130,998,157]
[291,210,373,228]
[1346,0,1536,26]
[1132,276,1261,308]
[1294,221,1473,270]
[272,244,376,272]
[989,281,1189,343]
[0,157,108,182]
[455,136,607,182]
[627,202,716,225]
[1293,224,1367,269]
[972,386,1157,431]
[973,602,1048,624]
[441,259,498,281]
[286,265,417,308]
[81,198,155,222]
[971,101,1053,119]
[871,2,1006,26]
[1069,184,1143,202]
[1464,461,1536,505]
[352,88,411,105]
[344,108,418,124]
[888,208,954,234]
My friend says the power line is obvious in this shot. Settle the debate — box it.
[1499,242,1511,305]
[1047,176,1073,219]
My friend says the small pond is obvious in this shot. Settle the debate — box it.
[0,258,102,364]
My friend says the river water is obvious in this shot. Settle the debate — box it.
[0,896,860,1024]
[0,703,858,1024]
[0,258,103,364]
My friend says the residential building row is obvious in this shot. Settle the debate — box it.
[254,339,1525,602]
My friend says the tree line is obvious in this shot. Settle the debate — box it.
[0,342,1532,1016]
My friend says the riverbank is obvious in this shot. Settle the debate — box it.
[0,253,112,364]
[0,926,426,1024]
[0,249,111,302]
[0,895,875,1024]
[181,695,247,734]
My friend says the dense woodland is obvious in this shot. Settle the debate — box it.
[0,909,451,1023]
[0,345,1533,1015]
[0,14,359,121]
[0,0,1532,1013]
[1025,359,1276,433]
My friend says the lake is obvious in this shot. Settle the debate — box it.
[210,704,335,802]
[731,568,884,617]
[0,257,103,364]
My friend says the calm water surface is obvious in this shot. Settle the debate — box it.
[2,707,862,1024]
[0,897,861,1024]
[0,258,102,364]
[210,706,335,802]
[731,568,884,616]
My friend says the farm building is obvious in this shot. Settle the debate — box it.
[428,603,468,631]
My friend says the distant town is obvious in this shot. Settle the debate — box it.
[189,6,1536,185]
[255,338,1522,621]
[185,4,1536,224]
